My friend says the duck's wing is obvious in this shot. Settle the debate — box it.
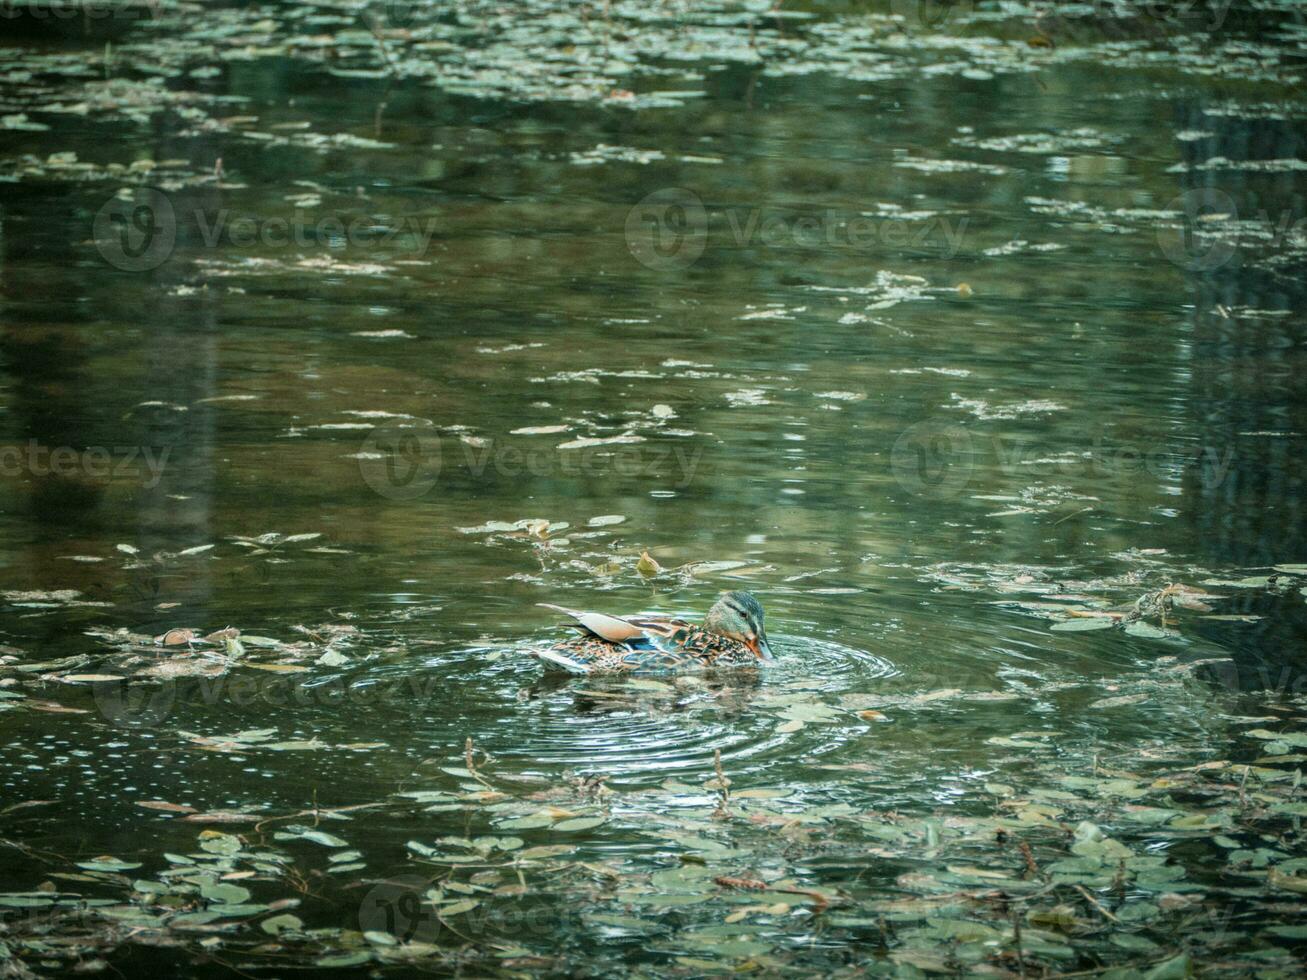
[537,603,650,643]
[623,616,693,643]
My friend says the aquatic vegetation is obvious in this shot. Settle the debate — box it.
[1,0,1305,975]
[4,695,1307,973]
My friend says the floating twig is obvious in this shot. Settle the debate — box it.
[1012,902,1025,977]
[1073,883,1120,923]
[1019,839,1040,878]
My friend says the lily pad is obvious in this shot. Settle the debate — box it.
[262,913,304,934]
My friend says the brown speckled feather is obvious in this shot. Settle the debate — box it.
[537,623,761,674]
[533,592,772,675]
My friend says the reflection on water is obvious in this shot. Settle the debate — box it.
[1,0,1305,973]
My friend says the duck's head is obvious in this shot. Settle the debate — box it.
[703,590,773,661]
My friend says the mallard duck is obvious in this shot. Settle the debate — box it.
[533,591,773,674]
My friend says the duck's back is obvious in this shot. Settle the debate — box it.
[537,620,756,674]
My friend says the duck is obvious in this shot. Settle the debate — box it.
[533,590,773,674]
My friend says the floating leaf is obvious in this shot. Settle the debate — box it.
[58,674,126,683]
[198,833,242,856]
[275,828,348,848]
[1268,868,1307,894]
[262,913,303,934]
[497,814,556,830]
[587,913,660,931]
[77,857,142,872]
[1051,619,1114,632]
[200,882,251,905]
[1202,576,1270,588]
[0,894,55,907]
[1090,694,1150,709]
[439,898,479,916]
[137,801,197,813]
[1143,954,1192,980]
[1124,621,1172,639]
[1246,730,1307,748]
[553,816,606,832]
[316,953,372,968]
[264,740,326,751]
[1267,925,1307,939]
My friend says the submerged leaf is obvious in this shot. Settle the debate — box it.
[1051,619,1113,632]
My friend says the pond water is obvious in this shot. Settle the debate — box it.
[2,0,1306,975]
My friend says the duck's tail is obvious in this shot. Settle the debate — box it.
[531,647,592,675]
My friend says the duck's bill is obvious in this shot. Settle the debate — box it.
[751,636,775,661]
